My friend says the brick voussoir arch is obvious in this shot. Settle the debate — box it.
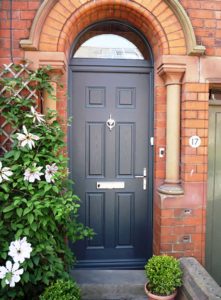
[39,0,166,56]
[20,0,205,56]
[55,1,170,57]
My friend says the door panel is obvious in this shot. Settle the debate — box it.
[86,123,105,177]
[116,193,134,247]
[117,123,135,176]
[206,104,221,284]
[69,60,153,268]
[86,192,105,248]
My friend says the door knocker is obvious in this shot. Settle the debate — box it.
[106,114,115,131]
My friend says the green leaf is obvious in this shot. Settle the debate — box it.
[24,227,30,235]
[27,214,34,224]
[16,229,23,238]
[27,260,33,268]
[1,279,6,288]
[14,150,20,160]
[31,222,37,232]
[4,151,14,159]
[16,208,23,217]
[11,223,18,230]
[1,252,7,260]
[1,184,9,193]
[22,272,29,283]
[23,207,32,216]
[52,186,59,193]
[3,205,14,213]
[33,256,40,266]
[44,184,51,193]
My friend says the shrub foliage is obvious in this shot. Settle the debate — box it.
[0,65,93,299]
[144,255,183,296]
[39,279,81,300]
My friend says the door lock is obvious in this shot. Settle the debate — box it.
[135,168,147,190]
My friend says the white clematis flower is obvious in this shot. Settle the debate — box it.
[45,163,58,183]
[8,237,33,264]
[24,163,44,183]
[27,106,45,124]
[0,265,7,279]
[0,161,13,183]
[16,125,40,149]
[0,261,23,287]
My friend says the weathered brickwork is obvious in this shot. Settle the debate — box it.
[0,0,220,265]
[0,1,41,64]
[180,0,221,56]
[155,193,207,263]
[181,83,209,183]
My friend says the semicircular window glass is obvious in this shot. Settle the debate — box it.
[74,34,144,59]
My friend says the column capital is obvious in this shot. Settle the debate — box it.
[157,63,186,86]
[24,51,67,74]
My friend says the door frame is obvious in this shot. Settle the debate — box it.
[68,21,154,268]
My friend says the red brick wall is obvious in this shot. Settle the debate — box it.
[180,0,221,56]
[181,83,209,183]
[0,0,41,64]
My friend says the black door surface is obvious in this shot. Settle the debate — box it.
[69,59,153,268]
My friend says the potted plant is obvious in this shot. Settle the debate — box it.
[144,255,182,300]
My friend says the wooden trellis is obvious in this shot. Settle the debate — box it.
[0,63,39,155]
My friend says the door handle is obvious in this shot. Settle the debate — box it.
[135,168,147,190]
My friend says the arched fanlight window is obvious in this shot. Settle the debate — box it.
[74,34,144,59]
[72,22,151,60]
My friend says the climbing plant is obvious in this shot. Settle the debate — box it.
[0,64,93,299]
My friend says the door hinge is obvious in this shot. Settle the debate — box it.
[150,137,154,146]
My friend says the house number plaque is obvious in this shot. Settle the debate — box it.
[189,135,201,148]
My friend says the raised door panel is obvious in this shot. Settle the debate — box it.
[86,123,105,177]
[115,193,135,248]
[86,193,105,249]
[116,123,135,177]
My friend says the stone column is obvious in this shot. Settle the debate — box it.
[157,64,186,195]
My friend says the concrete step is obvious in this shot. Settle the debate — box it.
[71,270,147,300]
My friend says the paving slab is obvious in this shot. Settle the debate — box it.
[71,270,147,300]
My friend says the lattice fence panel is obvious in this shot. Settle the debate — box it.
[0,63,39,156]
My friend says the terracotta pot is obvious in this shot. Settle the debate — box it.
[144,283,177,300]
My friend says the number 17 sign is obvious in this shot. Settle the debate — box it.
[189,135,201,148]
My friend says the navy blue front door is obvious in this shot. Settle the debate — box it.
[69,59,153,268]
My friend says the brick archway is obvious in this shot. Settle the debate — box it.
[20,0,205,57]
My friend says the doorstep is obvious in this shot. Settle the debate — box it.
[71,269,147,300]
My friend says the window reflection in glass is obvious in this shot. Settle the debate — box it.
[74,34,144,59]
